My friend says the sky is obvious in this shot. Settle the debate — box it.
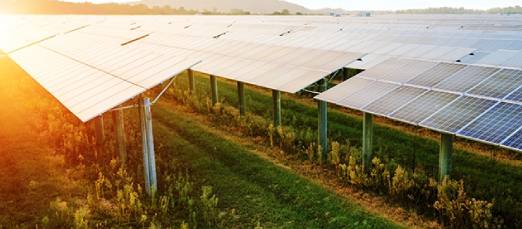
[63,0,522,10]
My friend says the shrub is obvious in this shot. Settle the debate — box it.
[434,178,468,227]
[73,206,90,229]
[329,142,341,166]
[390,165,414,200]
[200,186,220,227]
[368,157,386,189]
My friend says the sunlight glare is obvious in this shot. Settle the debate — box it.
[0,15,12,51]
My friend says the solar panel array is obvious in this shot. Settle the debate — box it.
[1,14,522,152]
[316,58,522,152]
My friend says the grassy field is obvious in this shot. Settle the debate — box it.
[172,71,522,226]
[152,103,401,228]
[0,54,400,227]
[0,54,87,226]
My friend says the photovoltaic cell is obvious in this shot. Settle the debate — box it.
[420,96,497,133]
[362,86,427,116]
[434,66,499,92]
[406,63,465,88]
[501,130,522,151]
[506,87,522,102]
[389,91,459,125]
[468,69,522,99]
[458,102,522,144]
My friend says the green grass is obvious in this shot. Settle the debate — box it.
[152,103,401,228]
[172,72,522,226]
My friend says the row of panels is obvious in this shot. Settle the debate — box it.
[357,58,522,102]
[2,15,522,72]
[6,22,199,122]
[316,59,522,151]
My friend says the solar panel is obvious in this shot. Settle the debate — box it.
[420,96,497,133]
[467,69,522,99]
[10,45,146,122]
[346,54,391,69]
[426,47,475,61]
[314,77,375,104]
[381,60,439,83]
[502,51,522,68]
[458,102,522,144]
[337,81,399,109]
[406,63,466,88]
[388,91,460,125]
[501,129,522,151]
[362,86,427,116]
[357,58,408,79]
[475,50,519,66]
[434,66,500,92]
[458,51,489,64]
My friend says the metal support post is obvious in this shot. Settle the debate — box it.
[439,133,453,180]
[188,69,195,94]
[140,98,157,197]
[112,109,127,165]
[210,75,218,105]
[318,79,328,161]
[95,115,105,147]
[362,112,373,171]
[272,90,281,127]
[237,81,246,116]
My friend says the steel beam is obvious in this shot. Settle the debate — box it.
[362,112,373,171]
[272,90,281,127]
[210,75,218,105]
[318,79,328,161]
[140,98,157,197]
[237,81,246,116]
[112,109,127,165]
[439,133,453,180]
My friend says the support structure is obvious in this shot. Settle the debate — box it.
[362,112,374,171]
[188,69,195,94]
[140,98,157,198]
[95,115,105,147]
[210,75,218,105]
[272,90,281,127]
[318,79,328,160]
[112,109,127,165]
[237,81,246,116]
[439,133,453,180]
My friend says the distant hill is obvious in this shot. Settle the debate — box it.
[0,0,196,14]
[0,0,348,15]
[138,0,335,14]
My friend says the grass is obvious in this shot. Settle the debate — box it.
[0,54,86,226]
[173,71,522,226]
[153,103,402,228]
